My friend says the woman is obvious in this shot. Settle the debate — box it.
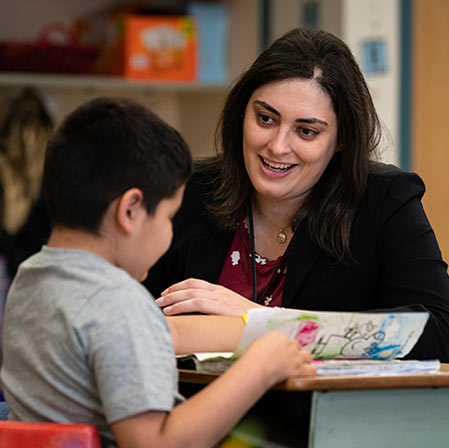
[144,28,449,361]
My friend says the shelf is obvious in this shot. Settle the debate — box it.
[0,72,229,93]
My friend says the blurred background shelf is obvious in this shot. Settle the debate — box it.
[0,0,263,159]
[0,72,228,93]
[0,0,447,259]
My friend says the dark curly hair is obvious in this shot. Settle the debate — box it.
[44,97,192,233]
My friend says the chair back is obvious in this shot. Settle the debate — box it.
[0,420,101,447]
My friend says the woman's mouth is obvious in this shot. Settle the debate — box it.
[260,156,296,172]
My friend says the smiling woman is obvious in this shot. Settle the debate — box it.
[144,27,449,362]
[243,79,338,221]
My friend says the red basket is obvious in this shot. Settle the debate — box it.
[0,23,101,74]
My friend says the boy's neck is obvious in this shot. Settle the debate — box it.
[48,226,116,265]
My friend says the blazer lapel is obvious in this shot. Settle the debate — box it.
[282,222,321,308]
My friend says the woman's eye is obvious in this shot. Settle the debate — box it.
[257,113,274,125]
[298,127,318,139]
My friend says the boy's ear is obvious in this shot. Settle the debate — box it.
[116,188,145,235]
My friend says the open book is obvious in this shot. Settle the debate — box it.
[178,308,439,376]
[235,308,429,359]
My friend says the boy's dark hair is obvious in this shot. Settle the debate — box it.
[43,97,192,233]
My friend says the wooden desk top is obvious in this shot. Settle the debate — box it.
[179,363,449,392]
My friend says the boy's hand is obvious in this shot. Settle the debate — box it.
[156,278,264,316]
[242,332,315,386]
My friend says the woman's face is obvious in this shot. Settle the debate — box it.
[242,78,338,206]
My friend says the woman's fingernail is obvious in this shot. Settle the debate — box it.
[156,297,164,305]
[164,306,172,314]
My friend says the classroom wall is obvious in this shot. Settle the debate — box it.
[413,0,449,263]
[341,0,400,166]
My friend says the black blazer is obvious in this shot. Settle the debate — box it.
[145,161,449,361]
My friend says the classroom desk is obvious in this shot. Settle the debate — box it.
[179,364,449,448]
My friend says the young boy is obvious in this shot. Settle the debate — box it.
[0,97,314,448]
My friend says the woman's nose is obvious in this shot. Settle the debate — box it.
[268,127,291,156]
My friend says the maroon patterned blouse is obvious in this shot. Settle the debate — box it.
[217,220,287,307]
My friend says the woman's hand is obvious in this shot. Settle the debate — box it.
[155,278,264,316]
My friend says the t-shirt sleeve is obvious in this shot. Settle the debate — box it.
[80,283,178,424]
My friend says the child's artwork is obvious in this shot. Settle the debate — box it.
[235,308,429,360]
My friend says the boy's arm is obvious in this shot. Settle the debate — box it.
[167,315,245,354]
[111,331,315,448]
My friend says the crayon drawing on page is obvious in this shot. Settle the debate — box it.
[235,309,428,360]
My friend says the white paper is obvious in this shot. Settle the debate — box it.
[194,352,233,361]
[235,308,429,360]
[314,359,440,376]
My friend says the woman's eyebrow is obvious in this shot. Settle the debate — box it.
[254,100,280,116]
[297,117,329,126]
[253,100,328,126]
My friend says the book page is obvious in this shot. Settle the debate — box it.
[235,308,429,360]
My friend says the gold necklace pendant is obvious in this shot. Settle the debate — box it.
[276,229,287,244]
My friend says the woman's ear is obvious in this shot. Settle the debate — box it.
[116,188,144,235]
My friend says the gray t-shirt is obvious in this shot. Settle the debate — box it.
[1,246,181,447]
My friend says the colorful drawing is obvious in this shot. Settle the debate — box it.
[235,308,429,360]
[295,320,320,347]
